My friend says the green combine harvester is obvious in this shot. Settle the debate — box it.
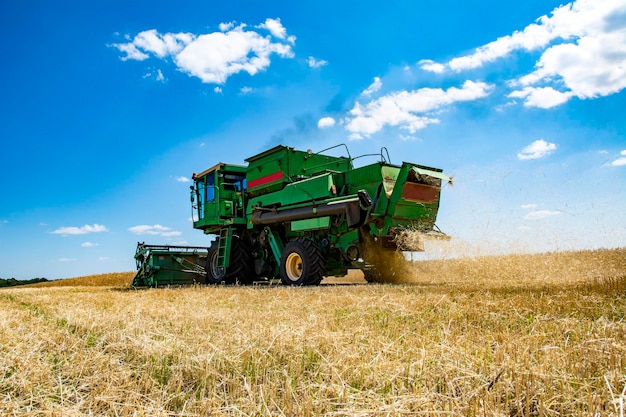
[132,144,449,287]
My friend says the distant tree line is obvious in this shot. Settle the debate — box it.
[0,277,49,287]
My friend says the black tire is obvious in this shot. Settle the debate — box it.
[230,236,255,285]
[206,243,226,284]
[280,238,325,286]
[206,236,255,285]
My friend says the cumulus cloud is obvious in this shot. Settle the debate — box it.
[418,59,445,74]
[81,242,98,247]
[344,80,492,137]
[219,21,236,32]
[360,77,383,96]
[317,117,336,129]
[52,224,109,236]
[112,19,296,85]
[128,224,182,237]
[508,87,574,108]
[610,150,626,166]
[113,43,149,61]
[422,0,626,108]
[524,210,562,220]
[257,18,295,43]
[176,176,190,183]
[307,56,328,68]
[517,139,557,160]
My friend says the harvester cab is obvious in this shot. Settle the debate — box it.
[190,163,248,233]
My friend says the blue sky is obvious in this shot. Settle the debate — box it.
[1,0,625,279]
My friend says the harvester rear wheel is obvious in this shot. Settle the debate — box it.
[280,238,325,286]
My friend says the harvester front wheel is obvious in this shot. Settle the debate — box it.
[206,236,255,285]
[230,236,255,285]
[206,244,226,284]
[280,238,325,286]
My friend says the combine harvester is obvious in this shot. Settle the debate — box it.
[132,144,449,287]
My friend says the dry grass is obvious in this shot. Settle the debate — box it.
[1,248,625,416]
[32,272,135,288]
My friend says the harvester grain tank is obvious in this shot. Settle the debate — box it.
[132,144,449,287]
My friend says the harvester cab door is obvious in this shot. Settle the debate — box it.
[217,172,246,219]
[203,172,218,221]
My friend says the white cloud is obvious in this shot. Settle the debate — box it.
[517,139,557,160]
[58,258,77,262]
[143,69,166,82]
[361,77,382,96]
[494,100,517,112]
[418,59,445,73]
[176,176,190,183]
[610,150,626,166]
[81,242,98,247]
[524,210,562,220]
[112,42,149,61]
[132,29,194,58]
[219,21,236,32]
[52,224,109,236]
[521,203,538,210]
[307,56,327,68]
[508,87,574,109]
[175,29,293,84]
[317,117,336,129]
[128,224,182,237]
[345,80,492,137]
[240,86,253,94]
[113,19,296,85]
[214,86,222,94]
[423,0,626,106]
[257,18,294,43]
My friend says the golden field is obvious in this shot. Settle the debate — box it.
[1,248,625,416]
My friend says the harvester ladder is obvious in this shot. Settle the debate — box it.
[216,228,233,273]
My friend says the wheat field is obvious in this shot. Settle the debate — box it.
[1,248,625,416]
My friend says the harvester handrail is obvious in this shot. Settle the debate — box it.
[291,143,354,180]
[314,143,352,160]
[352,147,391,164]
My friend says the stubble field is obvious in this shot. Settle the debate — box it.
[1,248,625,416]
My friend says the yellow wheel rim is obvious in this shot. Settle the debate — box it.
[285,252,303,281]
